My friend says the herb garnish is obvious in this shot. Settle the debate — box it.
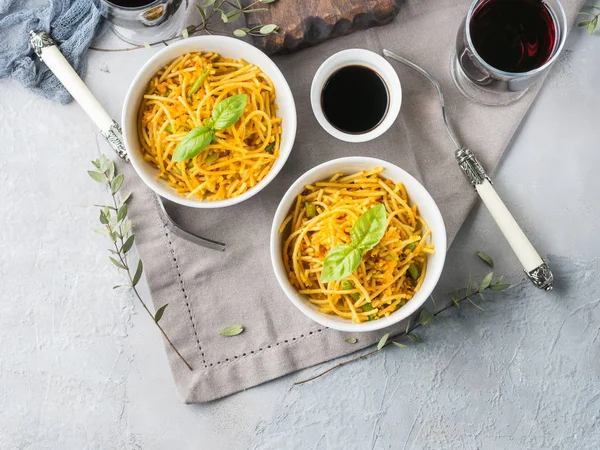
[172,94,247,162]
[579,5,600,35]
[320,204,387,283]
[220,324,244,336]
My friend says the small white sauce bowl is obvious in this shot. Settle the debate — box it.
[122,36,297,208]
[310,49,402,143]
[270,157,447,333]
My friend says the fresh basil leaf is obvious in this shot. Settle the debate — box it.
[172,126,215,162]
[211,94,247,130]
[320,245,363,283]
[349,203,387,251]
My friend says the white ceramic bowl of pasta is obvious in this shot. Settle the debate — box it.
[122,36,297,208]
[270,157,447,332]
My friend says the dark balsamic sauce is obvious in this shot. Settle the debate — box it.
[321,65,389,134]
[107,0,156,7]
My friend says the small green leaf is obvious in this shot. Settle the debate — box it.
[123,220,132,236]
[211,94,248,130]
[452,292,460,308]
[260,0,276,3]
[320,244,363,283]
[88,170,106,183]
[203,0,215,6]
[196,4,207,24]
[392,342,407,349]
[345,337,357,344]
[117,204,128,223]
[404,242,417,252]
[93,227,109,235]
[92,160,101,169]
[419,308,434,326]
[219,324,244,336]
[226,10,242,22]
[479,271,494,292]
[377,332,390,350]
[144,42,152,51]
[182,27,189,39]
[221,10,228,22]
[172,126,215,162]
[108,161,116,180]
[233,28,247,37]
[121,235,135,253]
[154,304,168,323]
[408,263,420,281]
[490,283,511,291]
[99,210,108,225]
[98,154,110,172]
[476,251,494,268]
[111,174,124,194]
[350,203,387,251]
[120,192,131,206]
[110,231,119,243]
[113,284,129,289]
[407,333,421,343]
[265,143,274,153]
[361,302,374,312]
[305,202,317,218]
[259,24,279,35]
[109,256,126,270]
[132,260,143,286]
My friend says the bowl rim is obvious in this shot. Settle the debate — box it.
[121,35,297,209]
[270,156,447,332]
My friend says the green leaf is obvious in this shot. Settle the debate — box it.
[93,227,109,235]
[154,304,168,323]
[261,0,277,3]
[452,292,460,308]
[408,263,420,281]
[88,170,106,183]
[113,284,129,289]
[404,242,417,252]
[393,341,407,348]
[98,154,110,173]
[361,302,374,312]
[219,324,244,336]
[108,161,116,180]
[203,0,215,6]
[468,298,485,311]
[226,10,242,22]
[123,220,132,236]
[340,279,360,301]
[182,27,189,39]
[117,204,128,223]
[111,174,124,194]
[305,202,317,218]
[121,234,135,253]
[320,244,363,283]
[407,333,421,343]
[109,256,126,270]
[120,192,131,206]
[265,143,274,153]
[589,17,598,35]
[196,5,207,24]
[350,204,387,251]
[92,160,101,169]
[172,126,215,162]
[233,28,247,37]
[490,283,511,291]
[419,308,434,326]
[99,210,108,225]
[476,251,494,268]
[345,337,357,344]
[110,231,119,243]
[578,20,591,27]
[467,274,473,294]
[479,271,494,292]
[377,332,390,350]
[259,24,279,35]
[211,94,248,130]
[132,259,143,286]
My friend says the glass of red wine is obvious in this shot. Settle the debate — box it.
[92,0,186,45]
[452,0,567,106]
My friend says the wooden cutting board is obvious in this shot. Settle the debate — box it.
[242,0,402,55]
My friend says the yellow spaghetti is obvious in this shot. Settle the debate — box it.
[138,52,282,200]
[280,168,434,323]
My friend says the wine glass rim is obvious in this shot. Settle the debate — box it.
[103,0,164,11]
[465,0,568,78]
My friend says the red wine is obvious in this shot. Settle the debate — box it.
[107,0,156,7]
[321,65,389,134]
[470,0,557,73]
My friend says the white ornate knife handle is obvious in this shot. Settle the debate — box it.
[456,148,554,291]
[29,30,127,160]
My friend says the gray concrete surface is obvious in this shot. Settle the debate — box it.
[1,23,599,450]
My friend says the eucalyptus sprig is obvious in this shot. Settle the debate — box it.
[295,258,511,385]
[90,0,280,53]
[579,5,600,35]
[88,155,193,371]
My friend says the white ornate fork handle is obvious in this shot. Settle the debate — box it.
[29,30,225,252]
[383,49,553,291]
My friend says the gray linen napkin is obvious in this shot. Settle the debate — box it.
[120,0,584,403]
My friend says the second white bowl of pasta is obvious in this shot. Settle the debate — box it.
[270,157,447,332]
[122,36,296,208]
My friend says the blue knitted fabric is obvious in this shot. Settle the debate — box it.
[0,0,103,104]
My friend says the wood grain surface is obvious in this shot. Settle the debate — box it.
[242,0,402,54]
